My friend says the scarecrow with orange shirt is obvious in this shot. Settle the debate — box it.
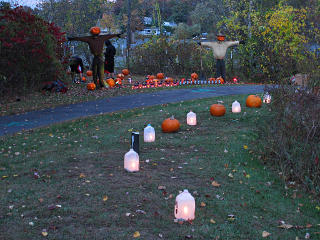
[67,27,121,89]
[198,32,245,81]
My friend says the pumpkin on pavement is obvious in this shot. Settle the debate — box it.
[162,116,180,133]
[210,104,226,116]
[246,95,262,108]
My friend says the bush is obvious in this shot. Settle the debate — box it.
[260,83,320,194]
[0,6,68,98]
[130,36,215,77]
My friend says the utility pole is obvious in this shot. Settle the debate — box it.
[126,0,131,69]
[248,0,253,39]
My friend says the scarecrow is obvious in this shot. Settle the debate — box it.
[67,27,121,89]
[198,32,245,81]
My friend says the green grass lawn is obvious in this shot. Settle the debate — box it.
[0,94,319,239]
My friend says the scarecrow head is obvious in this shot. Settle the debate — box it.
[216,32,225,42]
[90,26,101,36]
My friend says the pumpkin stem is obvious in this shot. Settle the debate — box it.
[170,115,175,120]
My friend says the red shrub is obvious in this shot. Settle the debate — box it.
[0,6,69,97]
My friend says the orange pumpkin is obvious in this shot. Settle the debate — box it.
[191,72,198,79]
[162,116,180,133]
[209,77,215,83]
[246,95,262,108]
[149,75,155,80]
[117,73,125,80]
[86,70,93,76]
[90,26,101,35]
[157,73,164,79]
[106,78,115,87]
[210,104,226,116]
[87,83,96,91]
[82,77,86,82]
[122,69,130,75]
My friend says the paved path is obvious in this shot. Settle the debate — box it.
[0,85,265,136]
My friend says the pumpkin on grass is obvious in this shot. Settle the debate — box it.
[210,104,226,116]
[246,95,262,108]
[87,83,96,91]
[157,73,164,79]
[191,72,198,80]
[90,26,100,35]
[106,78,115,87]
[122,69,130,75]
[86,70,93,76]
[162,116,180,133]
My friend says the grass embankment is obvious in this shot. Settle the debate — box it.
[0,94,319,239]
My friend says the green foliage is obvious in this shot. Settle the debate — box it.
[0,6,68,98]
[260,84,320,194]
[219,1,320,82]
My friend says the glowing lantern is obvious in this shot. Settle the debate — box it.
[144,124,155,142]
[263,93,272,104]
[174,189,195,221]
[124,148,139,172]
[232,100,241,113]
[187,111,197,126]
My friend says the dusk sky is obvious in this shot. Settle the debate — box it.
[3,0,40,8]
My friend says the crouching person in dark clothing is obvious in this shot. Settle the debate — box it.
[69,56,84,83]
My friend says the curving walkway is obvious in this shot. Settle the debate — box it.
[0,85,265,136]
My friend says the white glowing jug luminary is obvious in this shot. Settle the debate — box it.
[124,148,139,172]
[174,189,195,221]
[263,93,272,104]
[187,111,197,126]
[144,124,155,142]
[232,100,241,113]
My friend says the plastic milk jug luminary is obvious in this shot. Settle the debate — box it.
[187,111,197,126]
[232,100,241,113]
[263,93,272,104]
[124,148,139,172]
[144,124,155,142]
[174,189,195,221]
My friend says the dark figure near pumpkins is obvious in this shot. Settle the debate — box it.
[67,27,121,89]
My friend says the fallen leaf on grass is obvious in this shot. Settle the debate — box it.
[210,219,216,224]
[262,231,271,238]
[228,173,234,178]
[200,202,206,207]
[103,196,108,201]
[243,145,248,150]
[133,231,140,238]
[211,181,221,187]
[79,173,86,178]
[41,229,48,237]
[278,224,293,229]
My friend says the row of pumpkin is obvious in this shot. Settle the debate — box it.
[124,93,271,221]
[84,69,226,90]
